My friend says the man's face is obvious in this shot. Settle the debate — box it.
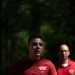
[58,44,70,60]
[28,38,44,57]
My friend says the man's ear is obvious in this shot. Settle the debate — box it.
[27,45,29,50]
[42,47,44,51]
[69,51,70,55]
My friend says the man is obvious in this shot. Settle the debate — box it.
[54,44,75,75]
[9,33,57,75]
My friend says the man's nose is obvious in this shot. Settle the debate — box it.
[37,44,40,48]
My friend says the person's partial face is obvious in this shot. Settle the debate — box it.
[58,44,70,60]
[28,38,44,57]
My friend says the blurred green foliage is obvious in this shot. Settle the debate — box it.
[0,0,75,75]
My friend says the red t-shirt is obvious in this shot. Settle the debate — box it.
[54,58,75,75]
[9,57,57,75]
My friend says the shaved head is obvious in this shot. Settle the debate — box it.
[59,44,69,51]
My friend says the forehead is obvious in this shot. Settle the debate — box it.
[59,45,69,50]
[30,38,44,43]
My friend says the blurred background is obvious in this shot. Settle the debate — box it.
[0,0,75,75]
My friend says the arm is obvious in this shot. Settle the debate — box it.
[48,61,57,75]
[9,63,18,75]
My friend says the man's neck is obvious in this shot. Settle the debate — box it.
[60,59,68,64]
[29,55,41,60]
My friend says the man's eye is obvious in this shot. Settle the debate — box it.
[32,43,44,46]
[33,43,37,46]
[39,43,43,46]
[59,50,69,52]
[65,50,68,52]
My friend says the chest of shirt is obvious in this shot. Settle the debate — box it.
[25,65,49,75]
[18,64,49,75]
[57,66,75,75]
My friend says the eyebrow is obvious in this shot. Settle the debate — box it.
[59,50,69,52]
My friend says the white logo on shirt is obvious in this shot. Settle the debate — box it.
[39,66,46,70]
[69,69,74,74]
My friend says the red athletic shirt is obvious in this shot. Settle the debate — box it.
[9,57,57,75]
[54,58,75,75]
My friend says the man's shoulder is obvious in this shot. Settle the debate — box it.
[41,58,54,65]
[41,58,57,70]
[69,58,75,65]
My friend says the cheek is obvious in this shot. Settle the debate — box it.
[33,46,37,49]
[28,46,33,51]
[58,53,63,57]
[67,52,70,56]
[41,47,44,51]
